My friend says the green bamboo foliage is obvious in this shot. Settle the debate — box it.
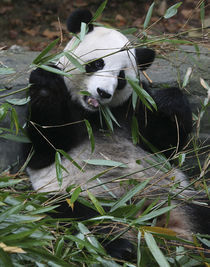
[0,1,209,265]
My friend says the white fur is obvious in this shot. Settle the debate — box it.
[30,26,189,197]
[28,25,195,240]
[29,130,188,196]
[58,27,137,110]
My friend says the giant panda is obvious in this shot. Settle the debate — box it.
[25,9,208,262]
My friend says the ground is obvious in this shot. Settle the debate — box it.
[0,0,209,51]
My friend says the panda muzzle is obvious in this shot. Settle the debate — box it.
[86,96,99,108]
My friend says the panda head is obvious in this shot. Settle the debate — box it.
[58,9,155,111]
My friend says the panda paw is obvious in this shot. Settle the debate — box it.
[104,238,136,261]
[29,66,68,102]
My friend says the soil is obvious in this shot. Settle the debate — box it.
[0,0,209,51]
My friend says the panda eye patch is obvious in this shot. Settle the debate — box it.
[85,58,105,73]
[116,70,126,90]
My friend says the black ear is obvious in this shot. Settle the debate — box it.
[135,48,155,70]
[67,9,93,34]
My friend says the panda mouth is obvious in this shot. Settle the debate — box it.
[84,95,100,109]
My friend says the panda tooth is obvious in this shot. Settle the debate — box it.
[87,97,99,108]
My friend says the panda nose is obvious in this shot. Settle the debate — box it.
[97,88,112,99]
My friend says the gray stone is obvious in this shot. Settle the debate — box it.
[0,46,209,174]
[0,51,38,172]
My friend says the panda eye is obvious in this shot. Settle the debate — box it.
[116,70,126,90]
[85,58,105,73]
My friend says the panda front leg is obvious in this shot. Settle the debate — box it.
[138,86,192,158]
[26,66,78,169]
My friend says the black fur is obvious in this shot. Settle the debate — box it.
[52,200,136,260]
[116,70,126,90]
[25,9,198,261]
[27,66,98,169]
[67,9,93,33]
[26,66,192,169]
[138,86,192,157]
[135,48,156,70]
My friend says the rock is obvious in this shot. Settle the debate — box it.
[8,45,29,53]
[0,50,39,172]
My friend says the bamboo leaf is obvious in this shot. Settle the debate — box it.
[55,238,64,258]
[144,232,170,267]
[178,153,186,167]
[132,115,139,145]
[200,78,210,90]
[70,187,82,204]
[0,178,25,188]
[104,106,121,127]
[57,149,84,172]
[84,159,127,168]
[84,119,95,153]
[0,134,30,143]
[142,226,177,237]
[63,52,85,72]
[100,106,113,131]
[135,205,176,223]
[164,2,182,19]
[197,236,210,248]
[87,191,105,215]
[55,151,63,187]
[11,108,19,134]
[182,67,192,88]
[0,204,23,223]
[137,231,141,267]
[144,2,155,29]
[38,64,71,77]
[29,205,60,215]
[120,28,137,35]
[35,51,63,65]
[77,222,106,254]
[80,90,91,96]
[33,38,60,65]
[66,235,102,254]
[91,0,108,22]
[24,247,70,266]
[80,22,87,41]
[126,198,146,218]
[127,78,157,111]
[110,179,150,212]
[0,68,16,75]
[0,248,14,267]
[0,104,9,121]
[200,2,205,27]
[6,97,30,106]
[132,90,138,110]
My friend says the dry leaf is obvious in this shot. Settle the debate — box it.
[181,9,192,18]
[51,21,65,31]
[42,29,60,39]
[0,242,26,254]
[132,18,143,28]
[9,30,18,39]
[0,6,13,14]
[115,14,127,27]
[140,226,177,237]
[157,0,167,16]
[73,0,88,8]
[23,27,40,37]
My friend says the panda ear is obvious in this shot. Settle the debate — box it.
[67,9,93,34]
[135,48,155,70]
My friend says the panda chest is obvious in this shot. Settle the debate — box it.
[28,130,146,196]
